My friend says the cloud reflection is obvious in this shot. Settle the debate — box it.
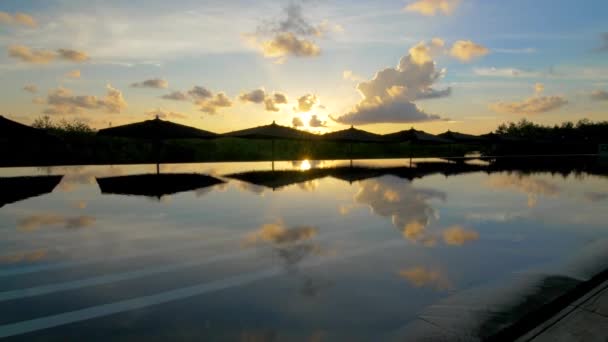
[18,213,96,231]
[399,266,451,291]
[487,174,560,207]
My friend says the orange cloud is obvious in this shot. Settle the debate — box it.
[404,0,460,16]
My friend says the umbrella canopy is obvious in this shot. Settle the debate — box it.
[438,130,485,143]
[97,117,218,140]
[223,121,316,140]
[96,173,224,199]
[384,128,451,144]
[322,126,385,142]
[0,175,63,208]
[0,115,60,142]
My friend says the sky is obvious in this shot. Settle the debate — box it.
[0,0,607,134]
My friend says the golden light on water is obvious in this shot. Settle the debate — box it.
[300,160,312,171]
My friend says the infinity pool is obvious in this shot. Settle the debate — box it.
[1,157,607,341]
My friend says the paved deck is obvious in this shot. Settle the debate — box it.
[517,279,608,342]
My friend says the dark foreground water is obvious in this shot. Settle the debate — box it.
[1,157,607,341]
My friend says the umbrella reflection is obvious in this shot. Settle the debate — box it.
[96,173,225,200]
[0,175,63,208]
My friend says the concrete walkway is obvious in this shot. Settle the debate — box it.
[517,279,608,342]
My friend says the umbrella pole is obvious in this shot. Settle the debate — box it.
[272,139,275,171]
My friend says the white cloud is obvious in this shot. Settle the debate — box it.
[66,70,81,79]
[449,40,490,62]
[239,88,266,103]
[343,70,363,82]
[8,45,90,64]
[43,84,127,115]
[161,91,189,101]
[591,89,608,101]
[309,114,327,127]
[0,12,37,28]
[292,116,304,127]
[130,78,168,89]
[23,84,38,93]
[333,42,450,125]
[490,84,568,115]
[295,94,318,112]
[473,67,542,78]
[404,0,460,16]
[197,93,232,114]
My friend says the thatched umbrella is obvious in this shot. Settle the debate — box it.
[0,116,64,165]
[224,121,317,170]
[322,126,385,165]
[97,117,218,173]
[438,130,485,144]
[96,173,224,200]
[0,175,63,208]
[384,128,451,144]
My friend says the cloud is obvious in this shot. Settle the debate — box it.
[8,45,89,64]
[23,84,38,93]
[404,0,460,16]
[8,45,55,64]
[197,93,232,114]
[449,40,490,62]
[474,67,542,78]
[144,109,188,120]
[161,86,231,114]
[309,114,326,127]
[239,88,266,103]
[399,267,450,290]
[0,12,37,28]
[66,70,81,79]
[56,49,90,62]
[262,3,325,37]
[292,116,304,127]
[247,3,334,63]
[591,90,608,101]
[295,94,318,112]
[332,45,450,124]
[409,38,445,65]
[257,32,321,62]
[333,99,442,125]
[188,86,213,100]
[43,84,127,115]
[161,91,189,101]
[18,214,96,232]
[442,225,479,246]
[594,32,608,52]
[490,95,568,115]
[265,92,288,112]
[343,70,363,82]
[130,78,169,89]
[534,83,544,94]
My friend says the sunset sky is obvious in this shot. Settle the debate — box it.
[1,0,607,134]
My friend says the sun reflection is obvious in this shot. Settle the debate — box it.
[300,159,312,171]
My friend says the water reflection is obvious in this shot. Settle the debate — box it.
[0,175,63,207]
[96,173,225,200]
[18,214,96,231]
[0,156,607,340]
[399,266,451,291]
[487,174,560,208]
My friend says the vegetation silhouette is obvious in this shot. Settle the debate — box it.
[2,115,608,167]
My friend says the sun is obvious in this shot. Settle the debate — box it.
[299,159,312,171]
